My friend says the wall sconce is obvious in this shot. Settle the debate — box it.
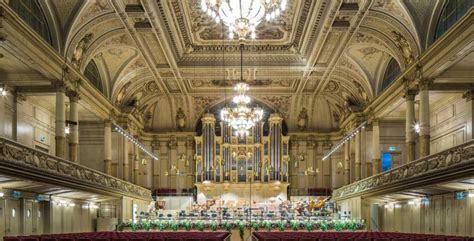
[0,86,7,96]
[414,123,420,133]
[64,126,70,134]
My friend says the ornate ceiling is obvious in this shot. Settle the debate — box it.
[36,0,440,133]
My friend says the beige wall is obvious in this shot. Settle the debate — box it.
[378,193,474,236]
[0,190,109,238]
[0,96,57,155]
[151,135,195,192]
[288,137,344,191]
[430,95,470,153]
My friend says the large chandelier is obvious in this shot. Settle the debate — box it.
[220,45,264,137]
[200,0,287,40]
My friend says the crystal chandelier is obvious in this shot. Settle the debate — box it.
[220,44,264,137]
[201,0,287,40]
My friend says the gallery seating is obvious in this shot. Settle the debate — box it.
[252,232,473,241]
[3,231,231,241]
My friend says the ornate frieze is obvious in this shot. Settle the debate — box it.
[0,138,151,200]
[332,140,474,201]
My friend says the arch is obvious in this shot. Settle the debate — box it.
[84,60,105,94]
[379,58,401,93]
[9,0,53,46]
[434,0,474,41]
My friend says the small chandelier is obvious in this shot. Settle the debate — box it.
[220,44,263,137]
[201,0,287,40]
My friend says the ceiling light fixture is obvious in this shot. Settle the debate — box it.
[220,44,263,137]
[201,0,287,40]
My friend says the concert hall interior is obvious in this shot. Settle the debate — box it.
[0,0,473,240]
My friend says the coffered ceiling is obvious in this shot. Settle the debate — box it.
[3,0,444,133]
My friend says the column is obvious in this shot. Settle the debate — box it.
[133,143,140,184]
[54,82,66,158]
[354,129,361,181]
[104,121,112,175]
[372,119,381,175]
[123,138,130,181]
[11,92,21,141]
[404,90,416,163]
[67,91,79,162]
[343,140,351,185]
[419,81,430,157]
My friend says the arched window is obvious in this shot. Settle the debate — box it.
[380,58,401,92]
[435,0,474,40]
[9,0,52,45]
[84,60,104,93]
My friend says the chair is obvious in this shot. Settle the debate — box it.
[41,238,57,241]
[4,238,21,241]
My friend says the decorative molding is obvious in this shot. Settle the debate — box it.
[332,140,474,201]
[0,138,151,200]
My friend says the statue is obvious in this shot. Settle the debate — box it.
[297,107,308,130]
[353,80,369,104]
[176,107,186,131]
[391,31,414,65]
[115,82,131,106]
[71,33,93,68]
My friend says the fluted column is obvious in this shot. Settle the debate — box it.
[104,121,112,175]
[404,90,416,163]
[67,91,79,162]
[419,81,430,157]
[343,140,351,185]
[54,82,66,158]
[372,119,380,175]
[354,129,361,181]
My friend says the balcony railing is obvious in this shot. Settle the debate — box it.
[0,137,151,200]
[332,140,474,201]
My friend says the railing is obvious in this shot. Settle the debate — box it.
[332,140,474,201]
[0,137,151,200]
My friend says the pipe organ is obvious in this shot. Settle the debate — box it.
[195,113,290,184]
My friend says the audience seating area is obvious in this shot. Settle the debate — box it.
[252,232,473,241]
[3,231,231,241]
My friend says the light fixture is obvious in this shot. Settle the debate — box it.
[113,124,158,161]
[468,192,474,198]
[322,121,367,161]
[414,123,420,133]
[408,200,415,205]
[0,192,4,198]
[220,44,264,137]
[0,87,6,96]
[64,126,70,134]
[201,0,287,40]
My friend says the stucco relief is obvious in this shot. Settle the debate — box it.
[0,138,151,200]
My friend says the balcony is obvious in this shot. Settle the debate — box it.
[332,140,474,201]
[0,137,151,200]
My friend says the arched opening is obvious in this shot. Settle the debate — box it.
[84,60,105,94]
[9,0,53,45]
[380,58,401,93]
[434,0,474,41]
